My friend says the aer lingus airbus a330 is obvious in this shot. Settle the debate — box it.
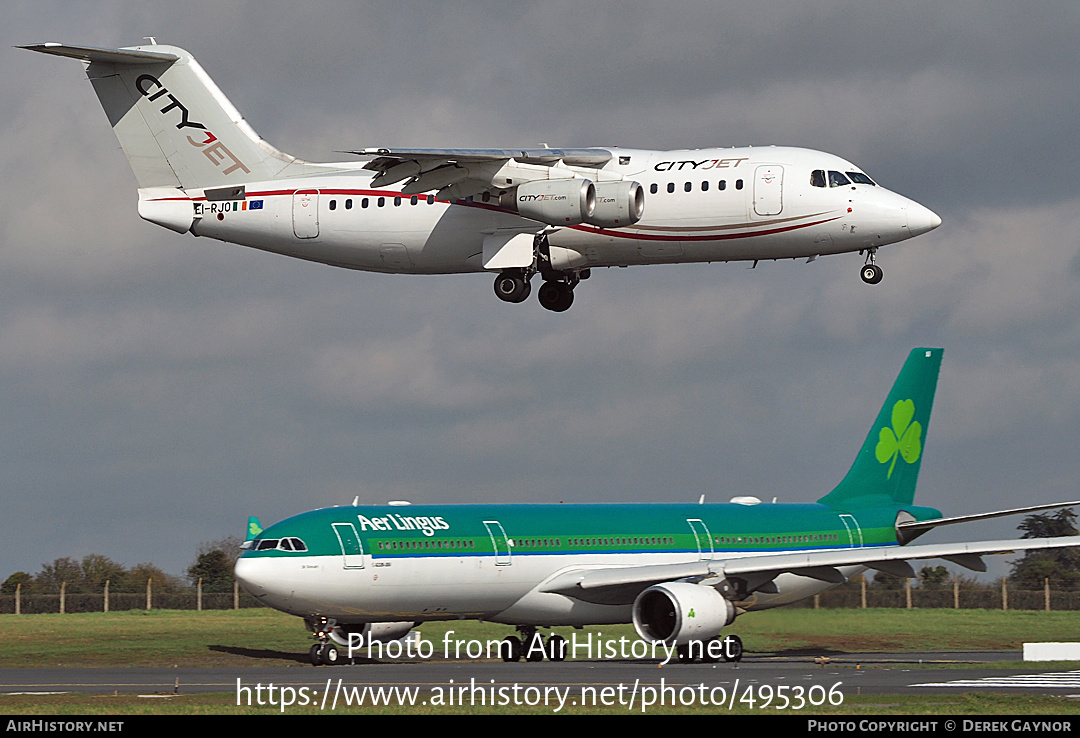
[24,42,941,311]
[234,349,1080,665]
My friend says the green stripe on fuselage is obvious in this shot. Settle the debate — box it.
[240,501,943,561]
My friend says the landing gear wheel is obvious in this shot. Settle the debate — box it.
[537,281,574,312]
[318,643,341,666]
[721,634,743,663]
[547,634,566,662]
[861,263,883,284]
[501,636,523,662]
[494,272,531,303]
[309,643,323,666]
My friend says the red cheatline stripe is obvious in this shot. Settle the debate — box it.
[150,189,841,243]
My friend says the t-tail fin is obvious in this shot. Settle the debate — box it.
[817,348,943,510]
[21,42,331,189]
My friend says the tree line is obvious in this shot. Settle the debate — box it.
[0,536,242,596]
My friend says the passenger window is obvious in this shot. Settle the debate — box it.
[650,183,658,194]
[410,195,418,205]
[735,179,743,190]
[811,170,826,188]
[394,196,402,206]
[345,199,353,209]
[377,197,385,207]
[684,182,692,192]
[667,183,675,193]
[701,181,709,192]
[329,200,337,211]
[427,195,435,204]
[828,171,851,187]
[362,198,369,208]
[718,180,726,190]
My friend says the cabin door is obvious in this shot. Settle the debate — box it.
[686,518,715,560]
[292,189,320,238]
[331,522,365,568]
[753,165,784,216]
[483,521,512,566]
[838,514,864,548]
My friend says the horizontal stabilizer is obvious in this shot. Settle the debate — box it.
[896,500,1080,544]
[19,43,178,65]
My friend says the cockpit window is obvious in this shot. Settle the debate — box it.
[253,537,308,552]
[810,170,826,188]
[846,172,876,186]
[828,171,851,187]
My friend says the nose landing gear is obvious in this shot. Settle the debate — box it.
[860,248,883,284]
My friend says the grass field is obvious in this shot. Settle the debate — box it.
[2,607,1078,669]
[2,608,1079,715]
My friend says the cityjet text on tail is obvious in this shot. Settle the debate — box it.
[24,42,941,312]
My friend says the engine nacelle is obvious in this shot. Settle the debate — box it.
[632,582,735,646]
[513,179,596,226]
[328,621,416,647]
[586,181,645,228]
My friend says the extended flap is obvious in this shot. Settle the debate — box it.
[482,231,535,271]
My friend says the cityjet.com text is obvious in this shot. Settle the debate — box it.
[236,678,844,713]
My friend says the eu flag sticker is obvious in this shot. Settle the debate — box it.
[249,200,264,210]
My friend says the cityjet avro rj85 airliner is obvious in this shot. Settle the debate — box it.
[25,42,941,312]
[234,349,1080,665]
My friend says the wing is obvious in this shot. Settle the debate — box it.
[348,147,616,199]
[539,535,1080,606]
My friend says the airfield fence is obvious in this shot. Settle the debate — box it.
[0,584,264,615]
[2,582,1080,614]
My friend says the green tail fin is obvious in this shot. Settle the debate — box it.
[817,348,943,510]
[246,516,263,541]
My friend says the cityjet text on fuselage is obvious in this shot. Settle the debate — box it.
[653,157,749,172]
[356,514,450,537]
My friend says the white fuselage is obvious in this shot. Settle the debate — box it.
[235,543,861,627]
[179,146,938,276]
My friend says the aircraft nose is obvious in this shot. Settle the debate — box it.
[234,556,269,597]
[908,202,941,237]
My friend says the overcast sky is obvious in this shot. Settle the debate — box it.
[4,1,1080,583]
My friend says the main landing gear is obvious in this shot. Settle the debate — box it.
[492,232,587,312]
[494,270,586,312]
[500,626,567,662]
[860,248,883,284]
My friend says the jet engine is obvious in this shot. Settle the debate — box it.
[328,621,416,647]
[585,181,645,228]
[631,582,735,646]
[511,179,596,226]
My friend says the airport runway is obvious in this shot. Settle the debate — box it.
[3,651,1080,705]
